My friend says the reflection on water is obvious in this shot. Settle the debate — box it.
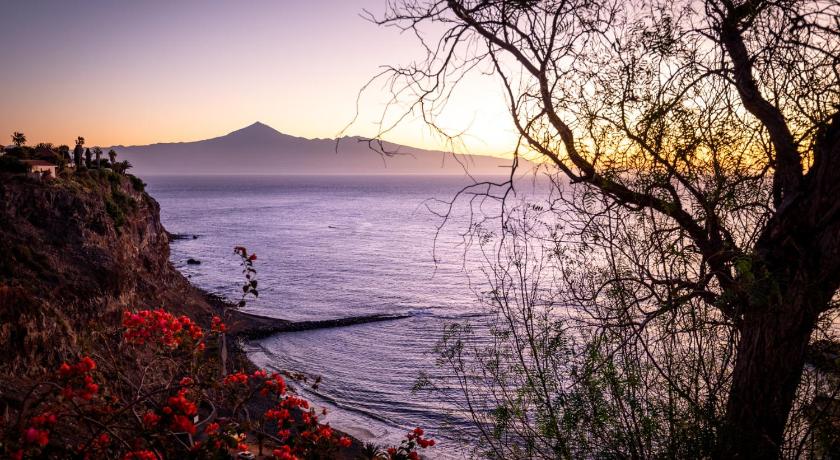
[145,174,542,457]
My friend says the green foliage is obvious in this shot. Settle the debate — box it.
[105,188,137,229]
[0,155,28,174]
[129,175,146,192]
[3,147,31,159]
[112,160,132,174]
[104,197,126,228]
[112,189,137,212]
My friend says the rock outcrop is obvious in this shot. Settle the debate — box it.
[0,170,213,374]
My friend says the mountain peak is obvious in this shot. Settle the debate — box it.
[216,121,293,144]
[231,121,280,135]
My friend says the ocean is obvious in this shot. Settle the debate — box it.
[145,175,535,457]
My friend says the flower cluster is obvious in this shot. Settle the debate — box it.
[22,412,55,448]
[122,450,157,460]
[220,367,353,458]
[386,428,436,460]
[139,387,200,437]
[2,302,436,459]
[223,369,287,397]
[210,315,226,333]
[122,309,204,349]
[57,356,99,401]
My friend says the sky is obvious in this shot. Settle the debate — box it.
[0,0,517,155]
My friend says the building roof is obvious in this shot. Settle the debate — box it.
[22,159,56,167]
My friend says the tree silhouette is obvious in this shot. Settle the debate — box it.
[58,145,71,169]
[375,0,840,457]
[75,136,85,147]
[93,147,102,169]
[108,149,116,165]
[72,143,83,168]
[84,148,91,169]
[11,132,26,147]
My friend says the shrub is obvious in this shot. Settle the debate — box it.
[0,156,27,174]
[104,197,126,228]
[0,248,436,459]
[105,189,136,229]
[129,175,146,192]
[0,310,434,459]
[2,147,30,159]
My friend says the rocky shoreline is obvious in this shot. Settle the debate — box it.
[199,291,412,459]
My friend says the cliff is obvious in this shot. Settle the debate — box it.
[0,169,376,459]
[0,169,214,374]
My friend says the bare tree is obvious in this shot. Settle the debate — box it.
[372,0,840,457]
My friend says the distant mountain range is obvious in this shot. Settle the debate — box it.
[111,122,519,175]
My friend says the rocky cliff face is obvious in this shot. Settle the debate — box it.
[0,170,213,374]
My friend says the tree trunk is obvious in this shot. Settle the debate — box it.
[721,288,818,459]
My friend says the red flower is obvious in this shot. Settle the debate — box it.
[80,356,96,371]
[58,362,72,376]
[93,433,111,448]
[24,427,49,447]
[317,424,333,439]
[211,315,227,333]
[122,450,157,460]
[273,445,297,460]
[170,414,196,435]
[338,436,352,448]
[122,309,204,348]
[418,437,435,448]
[142,411,161,428]
[223,371,250,386]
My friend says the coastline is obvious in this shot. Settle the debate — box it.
[198,289,412,458]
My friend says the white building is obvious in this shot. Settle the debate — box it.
[22,159,58,178]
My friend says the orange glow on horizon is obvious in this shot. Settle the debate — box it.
[0,2,521,158]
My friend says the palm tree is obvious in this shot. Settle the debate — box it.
[11,132,26,147]
[75,136,85,147]
[73,144,83,168]
[108,149,117,165]
[93,147,102,168]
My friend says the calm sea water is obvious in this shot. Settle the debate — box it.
[145,175,533,457]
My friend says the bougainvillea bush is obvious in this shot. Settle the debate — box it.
[0,248,434,459]
[1,309,434,459]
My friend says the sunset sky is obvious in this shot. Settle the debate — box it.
[0,0,516,155]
